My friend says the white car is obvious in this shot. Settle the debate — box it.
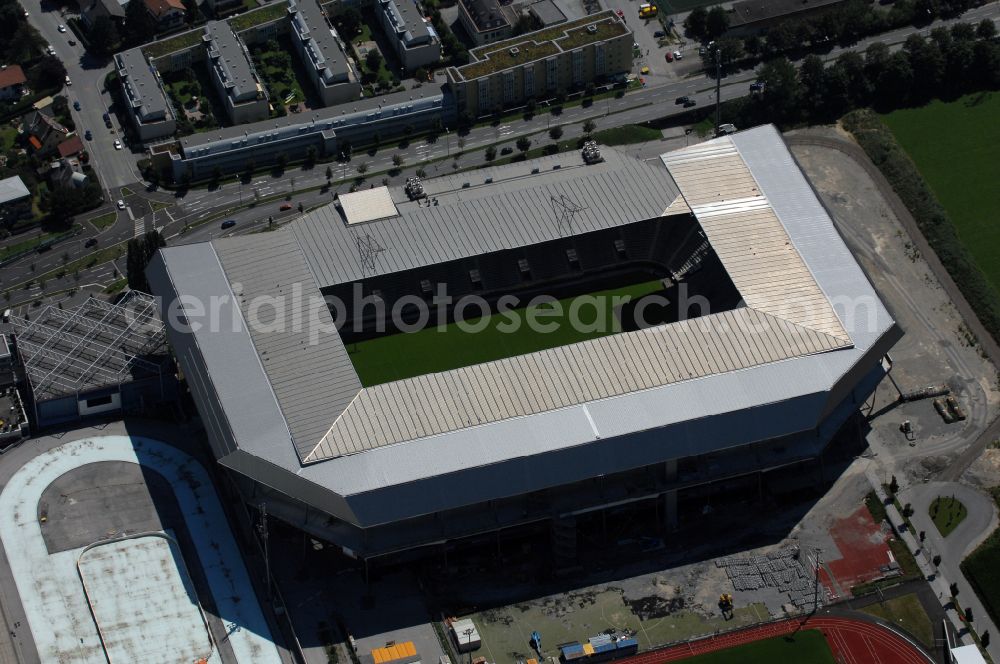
[65,75,71,86]
[117,199,125,209]
[673,50,683,60]
[113,139,122,150]
[58,24,66,32]
[47,46,55,55]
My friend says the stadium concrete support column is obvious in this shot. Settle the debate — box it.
[664,490,678,532]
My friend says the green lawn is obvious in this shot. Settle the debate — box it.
[859,594,934,649]
[88,212,118,231]
[961,487,1000,630]
[592,124,662,146]
[0,124,18,151]
[676,630,834,663]
[250,38,307,109]
[930,495,968,537]
[0,226,80,261]
[881,92,1000,290]
[347,280,664,385]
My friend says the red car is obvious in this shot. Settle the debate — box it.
[280,203,293,211]
[665,52,674,62]
[615,8,624,17]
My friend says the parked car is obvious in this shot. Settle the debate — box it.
[500,146,513,155]
[84,238,98,248]
[640,65,650,74]
[84,129,92,140]
[68,39,75,45]
[675,95,689,105]
[673,50,683,60]
[116,199,125,209]
[57,24,66,32]
[73,100,80,111]
[221,219,236,229]
[615,8,624,17]
[279,203,292,211]
[750,81,765,92]
[47,45,55,55]
[64,75,71,86]
[684,98,697,108]
[103,112,112,128]
[665,52,673,62]
[653,30,665,38]
[113,139,122,150]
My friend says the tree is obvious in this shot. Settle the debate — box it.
[392,153,404,168]
[30,56,67,90]
[484,145,497,161]
[210,167,223,187]
[336,7,362,37]
[549,126,563,141]
[414,67,428,82]
[983,631,990,648]
[904,34,944,102]
[965,607,973,622]
[516,136,531,153]
[950,582,959,596]
[919,530,926,542]
[583,119,596,135]
[275,153,288,173]
[356,162,368,176]
[705,6,730,39]
[889,475,899,495]
[977,18,997,40]
[326,165,333,182]
[181,0,202,24]
[902,503,914,518]
[88,16,120,55]
[304,145,317,166]
[799,55,826,118]
[684,7,708,39]
[126,230,165,292]
[754,57,801,126]
[124,0,157,43]
[366,49,383,73]
[932,554,942,566]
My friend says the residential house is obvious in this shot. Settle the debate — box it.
[0,176,32,226]
[458,0,514,46]
[81,0,126,29]
[115,48,177,141]
[22,111,71,157]
[203,22,269,124]
[375,0,441,70]
[57,135,85,160]
[0,65,27,102]
[288,0,361,107]
[144,0,187,32]
[446,10,633,117]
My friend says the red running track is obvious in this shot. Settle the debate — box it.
[619,615,932,664]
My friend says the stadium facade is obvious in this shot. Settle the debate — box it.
[147,125,901,563]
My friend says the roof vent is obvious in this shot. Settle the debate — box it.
[509,46,520,56]
[587,24,597,33]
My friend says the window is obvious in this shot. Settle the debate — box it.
[595,43,606,76]
[86,395,113,408]
[546,57,558,91]
[572,50,584,86]
[477,81,490,111]
[524,67,534,98]
[503,71,515,104]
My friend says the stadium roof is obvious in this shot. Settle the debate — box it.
[148,126,899,522]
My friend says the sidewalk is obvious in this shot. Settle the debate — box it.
[866,467,999,661]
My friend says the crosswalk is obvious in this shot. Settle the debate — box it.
[129,207,144,237]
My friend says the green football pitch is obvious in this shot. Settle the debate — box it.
[346,280,664,386]
[881,92,1000,291]
[677,629,835,663]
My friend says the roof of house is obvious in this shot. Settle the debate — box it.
[0,176,30,205]
[144,0,185,17]
[460,0,511,33]
[381,0,431,45]
[729,0,844,27]
[529,0,567,26]
[57,135,85,158]
[84,0,126,19]
[289,0,352,86]
[0,65,27,89]
[204,21,261,103]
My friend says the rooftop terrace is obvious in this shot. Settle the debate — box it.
[457,10,627,79]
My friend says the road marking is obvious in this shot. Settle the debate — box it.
[133,214,144,237]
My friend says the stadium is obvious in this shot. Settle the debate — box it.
[147,125,902,566]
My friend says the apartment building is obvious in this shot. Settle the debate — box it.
[204,22,269,124]
[375,0,441,70]
[457,0,513,46]
[115,48,177,141]
[289,0,361,106]
[446,10,632,117]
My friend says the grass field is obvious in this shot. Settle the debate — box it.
[676,630,834,663]
[961,487,1000,630]
[858,593,934,648]
[881,92,1000,291]
[930,495,967,537]
[87,212,117,231]
[592,124,662,146]
[347,280,664,385]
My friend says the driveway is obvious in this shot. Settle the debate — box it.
[902,481,999,659]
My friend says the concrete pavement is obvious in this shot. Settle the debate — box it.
[868,469,1000,661]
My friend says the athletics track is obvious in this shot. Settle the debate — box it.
[619,615,932,664]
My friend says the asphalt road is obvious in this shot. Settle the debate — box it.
[23,0,139,191]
